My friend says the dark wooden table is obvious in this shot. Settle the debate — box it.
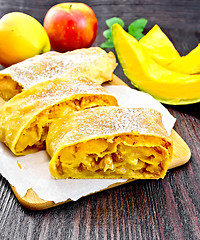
[0,1,200,239]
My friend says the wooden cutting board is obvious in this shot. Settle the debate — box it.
[1,75,191,210]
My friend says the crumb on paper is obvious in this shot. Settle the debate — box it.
[17,160,22,169]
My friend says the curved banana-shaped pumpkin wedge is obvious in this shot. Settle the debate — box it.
[166,43,200,74]
[112,23,200,105]
[140,25,200,75]
[139,24,180,66]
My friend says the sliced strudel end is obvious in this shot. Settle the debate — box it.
[46,106,173,179]
[0,47,117,100]
[0,77,118,155]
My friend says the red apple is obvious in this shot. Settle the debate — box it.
[43,2,98,52]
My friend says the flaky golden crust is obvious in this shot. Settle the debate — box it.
[46,107,173,179]
[0,47,117,100]
[0,77,118,155]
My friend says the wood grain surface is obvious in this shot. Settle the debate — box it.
[0,1,200,240]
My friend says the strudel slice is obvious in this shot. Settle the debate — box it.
[0,47,117,100]
[0,77,118,155]
[46,106,173,179]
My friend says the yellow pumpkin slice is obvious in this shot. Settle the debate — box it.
[140,25,200,75]
[112,23,200,105]
[139,24,180,66]
[166,43,200,74]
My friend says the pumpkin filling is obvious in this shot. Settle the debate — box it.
[50,137,170,179]
[15,96,114,154]
[0,76,22,100]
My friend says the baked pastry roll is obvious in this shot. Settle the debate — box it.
[0,47,117,100]
[46,106,173,179]
[0,77,118,155]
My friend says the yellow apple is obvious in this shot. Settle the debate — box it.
[0,12,51,67]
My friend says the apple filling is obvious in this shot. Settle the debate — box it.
[50,136,170,179]
[15,95,114,155]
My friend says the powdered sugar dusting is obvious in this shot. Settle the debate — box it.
[49,107,168,152]
[1,48,115,88]
[23,77,113,107]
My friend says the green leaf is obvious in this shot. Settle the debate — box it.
[101,17,147,49]
[103,29,112,40]
[134,32,145,41]
[100,39,114,49]
[128,18,148,39]
[106,17,124,29]
[128,18,148,32]
[101,18,124,49]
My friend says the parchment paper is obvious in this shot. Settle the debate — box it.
[0,85,176,203]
